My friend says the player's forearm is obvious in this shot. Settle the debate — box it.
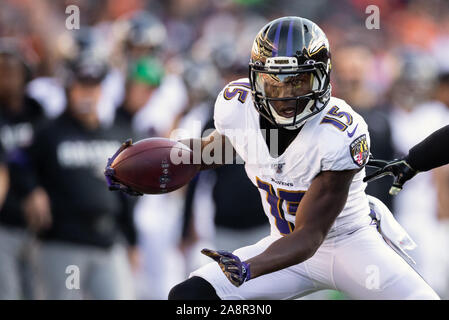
[178,130,233,171]
[406,124,449,172]
[245,229,322,279]
[178,138,223,171]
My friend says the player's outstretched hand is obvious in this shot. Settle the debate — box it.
[363,157,418,195]
[104,139,143,196]
[201,249,251,287]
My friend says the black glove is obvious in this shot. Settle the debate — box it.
[201,249,251,287]
[363,157,418,195]
[104,139,143,196]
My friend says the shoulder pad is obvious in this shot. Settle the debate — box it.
[316,98,371,170]
[214,78,252,134]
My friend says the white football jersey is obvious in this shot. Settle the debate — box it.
[213,78,372,238]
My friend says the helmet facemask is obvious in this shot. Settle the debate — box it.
[250,56,331,130]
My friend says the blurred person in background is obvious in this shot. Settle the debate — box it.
[23,55,137,299]
[95,10,170,128]
[104,11,189,299]
[387,53,449,298]
[0,45,47,300]
[27,27,123,127]
[332,44,395,211]
[110,10,188,136]
[26,10,168,127]
[114,56,165,138]
[112,11,167,69]
[115,56,172,140]
[171,57,223,135]
[112,54,189,299]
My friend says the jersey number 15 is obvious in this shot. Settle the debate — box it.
[256,177,305,235]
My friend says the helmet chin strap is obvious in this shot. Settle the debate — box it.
[269,99,318,130]
[280,85,332,130]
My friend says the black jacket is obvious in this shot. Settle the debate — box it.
[26,112,136,248]
[0,96,47,227]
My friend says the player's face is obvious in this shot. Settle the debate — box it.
[257,72,314,118]
[68,81,102,116]
[125,80,156,114]
[0,56,26,100]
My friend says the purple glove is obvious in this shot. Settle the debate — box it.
[104,139,143,196]
[201,248,251,287]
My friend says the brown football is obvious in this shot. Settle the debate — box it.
[110,138,201,194]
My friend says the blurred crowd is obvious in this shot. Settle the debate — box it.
[0,0,449,300]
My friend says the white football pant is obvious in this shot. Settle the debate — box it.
[190,223,439,300]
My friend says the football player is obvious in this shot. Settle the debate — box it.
[168,17,440,299]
